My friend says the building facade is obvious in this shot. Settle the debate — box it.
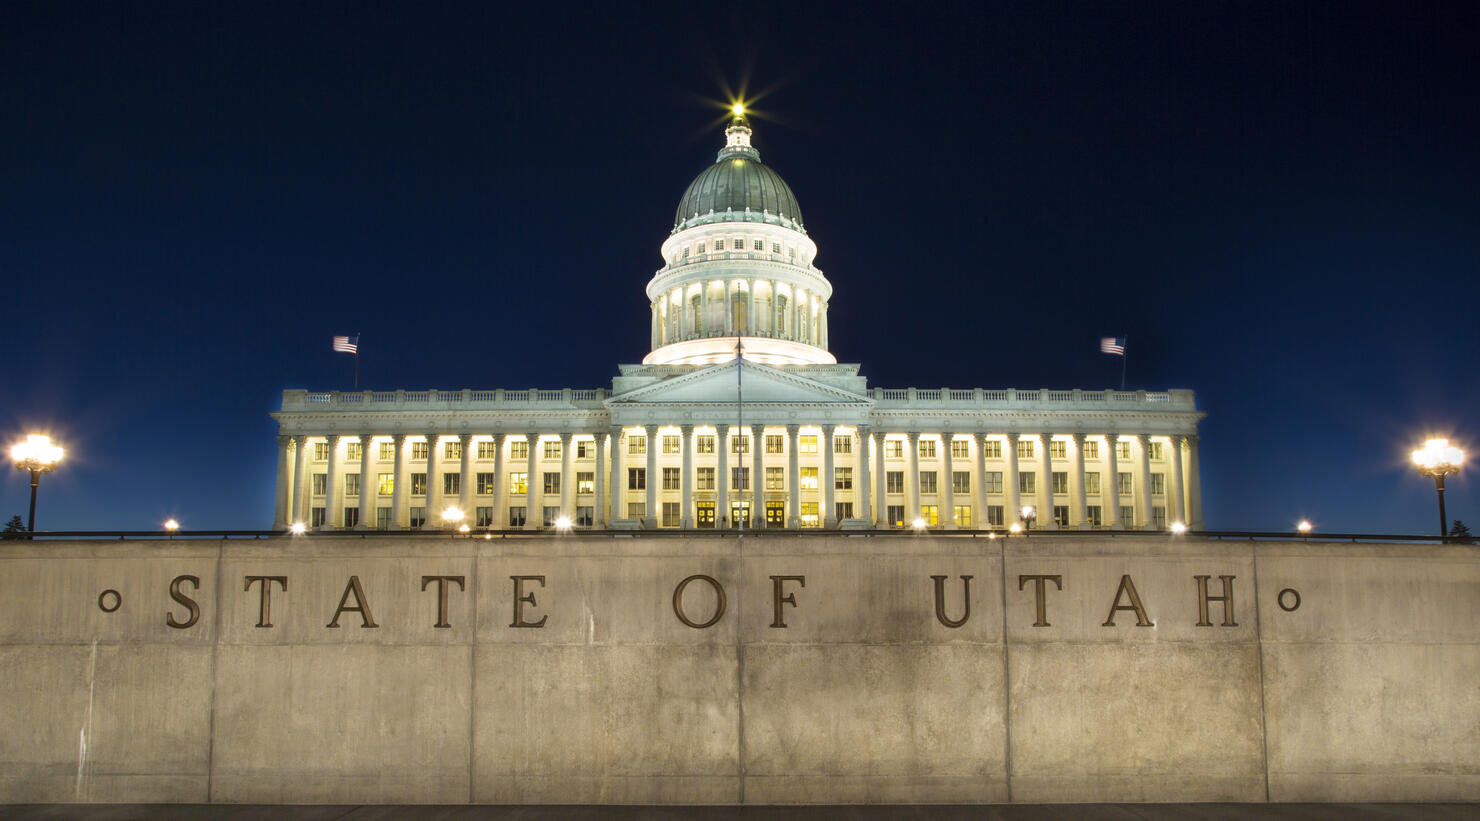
[271,113,1204,533]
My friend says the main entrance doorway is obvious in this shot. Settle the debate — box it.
[696,502,715,528]
[729,501,750,529]
[765,501,786,528]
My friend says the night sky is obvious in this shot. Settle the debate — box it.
[3,2,1476,533]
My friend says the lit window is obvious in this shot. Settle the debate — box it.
[510,472,527,494]
[952,471,970,494]
[954,505,972,527]
[380,442,396,460]
[919,439,936,459]
[714,239,724,250]
[920,471,937,494]
[662,467,681,490]
[577,472,594,494]
[410,473,427,496]
[377,473,394,496]
[1019,472,1035,494]
[1016,440,1034,460]
[543,440,561,460]
[477,473,495,494]
[885,440,903,459]
[984,471,1003,494]
[886,505,905,527]
[443,473,460,495]
[731,435,750,454]
[1052,472,1068,494]
[766,467,785,490]
[663,435,681,454]
[412,442,428,460]
[983,440,1002,459]
[766,435,785,454]
[510,441,529,460]
[951,439,969,459]
[987,505,1004,526]
[1083,440,1100,459]
[800,467,818,490]
[313,442,330,461]
[1117,472,1133,495]
[1149,442,1165,460]
[835,467,853,490]
[444,441,462,460]
[886,471,904,494]
[920,505,938,526]
[628,468,646,490]
[800,435,818,454]
[346,442,362,461]
[800,502,819,527]
[661,503,681,528]
[477,441,497,459]
[1085,472,1101,495]
[543,472,560,494]
[1150,473,1165,495]
[1116,440,1131,460]
[628,435,646,456]
[1049,440,1066,459]
[731,467,749,490]
[1053,505,1069,526]
[345,473,360,497]
[628,502,646,520]
[834,435,852,454]
[696,467,715,490]
[697,435,715,454]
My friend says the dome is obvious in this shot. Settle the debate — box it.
[672,116,804,230]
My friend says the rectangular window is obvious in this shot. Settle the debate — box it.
[987,505,1004,526]
[714,239,724,250]
[1117,440,1131,460]
[835,467,853,490]
[662,435,680,454]
[952,471,970,494]
[731,434,750,454]
[885,440,903,459]
[983,440,1002,459]
[766,434,785,454]
[799,435,818,454]
[314,442,330,461]
[919,471,937,494]
[1016,440,1034,460]
[835,502,854,521]
[543,472,560,494]
[477,472,495,495]
[766,467,785,490]
[1151,473,1165,495]
[576,506,593,527]
[951,439,969,459]
[311,473,327,496]
[628,435,646,456]
[346,442,362,461]
[444,473,460,495]
[696,467,715,490]
[476,506,493,527]
[1086,505,1103,527]
[753,239,763,251]
[920,505,938,526]
[444,441,461,460]
[412,442,428,460]
[628,502,645,520]
[345,473,360,497]
[919,439,937,459]
[577,440,592,459]
[1152,506,1167,528]
[984,471,1003,494]
[696,242,705,254]
[542,440,560,460]
[380,442,396,461]
[343,507,359,528]
[1049,440,1067,459]
[475,440,495,459]
[800,467,818,490]
[886,505,905,528]
[411,473,427,496]
[731,466,750,490]
[1085,472,1101,495]
[662,467,681,490]
[1019,472,1035,494]
[1120,505,1135,527]
[409,507,426,529]
[577,472,594,494]
[1149,441,1164,460]
[1053,505,1069,526]
[1052,471,1068,494]
[834,435,852,454]
[886,471,904,494]
[376,507,391,530]
[510,441,529,460]
[954,505,972,527]
[1117,472,1133,495]
[771,241,781,254]
[377,473,394,496]
[628,468,646,490]
[696,435,715,454]
[1083,440,1099,459]
[543,506,560,527]
[311,507,326,527]
[800,501,819,527]
[510,472,527,495]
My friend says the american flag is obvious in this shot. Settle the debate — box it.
[1100,336,1126,356]
[333,335,359,354]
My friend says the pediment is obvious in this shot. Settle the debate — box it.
[608,361,870,407]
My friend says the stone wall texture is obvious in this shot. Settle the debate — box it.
[1,535,1476,804]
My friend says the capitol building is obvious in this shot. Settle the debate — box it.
[272,110,1204,534]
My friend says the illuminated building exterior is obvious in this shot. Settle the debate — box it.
[272,112,1204,533]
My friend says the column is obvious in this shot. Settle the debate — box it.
[559,432,575,522]
[1106,434,1123,530]
[716,424,730,527]
[644,425,658,528]
[941,434,956,529]
[1134,434,1153,529]
[290,434,308,525]
[324,434,342,530]
[1037,434,1053,530]
[1071,433,1088,530]
[358,434,374,530]
[595,431,608,528]
[490,433,506,531]
[650,301,658,348]
[458,434,474,521]
[857,426,872,524]
[274,436,292,529]
[747,280,756,335]
[1004,433,1021,522]
[822,425,837,528]
[770,280,781,338]
[1186,434,1203,530]
[391,434,408,529]
[973,433,989,530]
[723,284,733,334]
[425,434,442,528]
[525,433,539,530]
[750,424,765,528]
[874,431,887,526]
[608,427,623,525]
[1169,435,1187,527]
[680,424,694,528]
[906,431,921,525]
[786,424,801,528]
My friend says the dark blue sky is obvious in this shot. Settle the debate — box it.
[3,1,1476,533]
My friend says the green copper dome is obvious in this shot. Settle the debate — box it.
[673,116,804,231]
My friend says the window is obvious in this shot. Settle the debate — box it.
[543,472,560,494]
[346,442,362,461]
[766,434,785,454]
[1117,472,1133,495]
[412,442,429,460]
[376,507,391,530]
[543,440,561,460]
[628,502,645,520]
[920,505,938,526]
[920,471,937,494]
[1049,440,1067,459]
[800,467,818,490]
[954,505,972,527]
[343,507,359,528]
[696,435,715,454]
[507,506,526,527]
[1120,506,1135,527]
[696,467,715,490]
[345,474,360,497]
[714,239,724,250]
[465,506,488,527]
[1117,440,1131,460]
[1149,441,1164,460]
[886,505,905,527]
[952,471,970,494]
[576,506,594,527]
[985,471,1003,494]
[628,435,646,456]
[987,505,1004,526]
[1052,472,1068,494]
[543,506,560,527]
[510,472,527,495]
[1083,440,1100,459]
[983,440,1002,459]
[378,473,394,496]
[380,442,396,460]
[1019,472,1035,494]
[834,435,852,454]
[662,467,681,490]
[1053,505,1069,527]
[696,242,705,254]
[577,440,592,459]
[1150,473,1165,495]
[510,440,529,460]
[731,434,750,454]
[314,442,330,461]
[409,507,426,529]
[800,435,818,454]
[1152,506,1167,528]
[628,468,646,490]
[753,239,763,251]
[444,441,461,460]
[577,472,594,494]
[951,439,969,459]
[835,502,854,521]
[919,439,936,459]
[835,467,853,490]
[477,440,497,459]
[886,471,904,494]
[410,473,427,496]
[444,473,460,495]
[766,467,785,490]
[771,242,781,254]
[311,473,327,496]
[731,467,749,490]
[1086,505,1102,527]
[681,246,689,259]
[800,502,819,527]
[1016,440,1034,459]
[311,506,326,527]
[1085,472,1101,495]
[477,473,495,495]
[662,435,680,454]
[885,440,903,459]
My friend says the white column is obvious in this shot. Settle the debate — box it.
[595,431,608,527]
[680,424,694,529]
[525,433,539,530]
[324,434,342,530]
[822,425,836,528]
[787,424,801,528]
[974,433,989,530]
[1004,433,1021,522]
[644,425,658,528]
[425,434,442,528]
[1169,435,1186,527]
[941,434,956,529]
[490,433,505,530]
[770,280,780,338]
[874,432,887,526]
[747,280,756,335]
[290,434,308,526]
[559,432,575,522]
[1134,434,1152,529]
[274,435,291,530]
[1037,434,1053,530]
[1071,433,1088,530]
[358,435,375,530]
[1186,434,1203,530]
[906,432,921,525]
[857,426,872,524]
[1106,435,1123,530]
[608,427,623,525]
[750,424,765,528]
[716,424,730,527]
[457,434,473,521]
[390,434,407,529]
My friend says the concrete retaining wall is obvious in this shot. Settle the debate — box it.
[1,535,1475,804]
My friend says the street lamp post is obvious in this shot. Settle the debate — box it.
[1412,438,1464,540]
[10,434,65,533]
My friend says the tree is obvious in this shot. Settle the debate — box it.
[1450,520,1473,544]
[2,515,23,539]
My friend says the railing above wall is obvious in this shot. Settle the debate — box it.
[868,388,1195,411]
[281,388,611,411]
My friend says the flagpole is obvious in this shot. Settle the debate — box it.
[354,331,360,392]
[736,335,743,536]
[1120,336,1128,390]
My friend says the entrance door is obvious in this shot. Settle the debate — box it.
[765,501,786,528]
[730,501,750,529]
[696,502,715,528]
